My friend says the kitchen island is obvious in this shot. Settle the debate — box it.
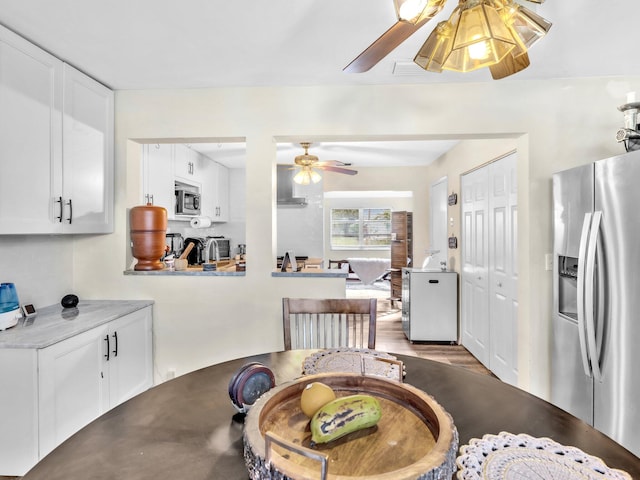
[20,350,640,479]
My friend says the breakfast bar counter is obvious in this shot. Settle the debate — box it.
[21,350,640,479]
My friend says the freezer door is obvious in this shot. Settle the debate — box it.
[550,313,593,423]
[593,150,640,457]
[552,164,594,258]
[551,163,594,421]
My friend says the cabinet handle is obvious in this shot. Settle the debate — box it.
[66,199,73,224]
[56,196,63,222]
[112,331,118,357]
[104,335,110,361]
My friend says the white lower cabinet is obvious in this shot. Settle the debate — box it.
[0,305,152,476]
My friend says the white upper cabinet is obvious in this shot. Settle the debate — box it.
[0,24,114,234]
[174,144,203,185]
[200,159,228,222]
[214,162,229,222]
[142,144,175,219]
[0,25,63,233]
[62,64,114,233]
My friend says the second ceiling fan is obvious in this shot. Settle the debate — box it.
[292,142,358,185]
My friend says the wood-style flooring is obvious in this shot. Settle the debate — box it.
[347,284,494,377]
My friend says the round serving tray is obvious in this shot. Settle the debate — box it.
[243,372,458,480]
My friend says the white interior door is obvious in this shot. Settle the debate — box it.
[429,177,448,269]
[461,153,518,383]
[488,153,518,385]
[461,167,490,366]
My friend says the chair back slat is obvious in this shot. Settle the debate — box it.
[282,298,377,350]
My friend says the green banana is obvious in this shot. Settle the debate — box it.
[310,394,382,444]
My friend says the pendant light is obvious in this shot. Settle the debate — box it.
[394,0,448,24]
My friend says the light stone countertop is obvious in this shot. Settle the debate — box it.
[0,300,154,349]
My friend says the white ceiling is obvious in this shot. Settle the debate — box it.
[2,0,636,168]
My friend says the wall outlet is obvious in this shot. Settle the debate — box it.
[166,368,176,381]
[545,253,553,271]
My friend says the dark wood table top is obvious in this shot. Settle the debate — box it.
[23,350,640,479]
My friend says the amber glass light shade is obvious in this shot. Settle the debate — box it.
[294,166,321,185]
[442,0,517,72]
[414,21,453,72]
[394,0,448,24]
[503,1,552,49]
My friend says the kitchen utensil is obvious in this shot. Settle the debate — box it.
[0,283,21,330]
[183,238,205,265]
[130,203,168,271]
[174,258,188,271]
[179,242,194,260]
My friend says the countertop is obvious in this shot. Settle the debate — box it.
[0,300,154,349]
[20,350,640,480]
[271,268,347,278]
[124,261,245,276]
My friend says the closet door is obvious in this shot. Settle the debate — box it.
[488,153,519,385]
[461,167,490,366]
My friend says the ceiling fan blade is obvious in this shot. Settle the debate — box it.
[343,19,430,73]
[315,160,351,167]
[320,166,358,175]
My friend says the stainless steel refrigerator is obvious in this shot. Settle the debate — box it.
[552,150,640,457]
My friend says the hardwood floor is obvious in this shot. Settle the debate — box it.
[347,283,494,377]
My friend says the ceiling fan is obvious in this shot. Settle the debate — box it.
[343,0,550,76]
[292,142,358,185]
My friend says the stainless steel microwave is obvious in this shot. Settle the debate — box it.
[175,189,201,215]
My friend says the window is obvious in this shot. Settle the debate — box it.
[330,208,391,250]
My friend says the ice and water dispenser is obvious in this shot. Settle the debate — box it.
[557,255,578,319]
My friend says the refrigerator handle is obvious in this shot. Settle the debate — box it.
[585,211,603,381]
[577,213,593,377]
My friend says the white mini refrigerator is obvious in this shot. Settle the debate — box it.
[401,268,458,342]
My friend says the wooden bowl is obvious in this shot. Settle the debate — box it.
[243,373,458,480]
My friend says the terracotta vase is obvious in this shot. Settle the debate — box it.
[130,204,168,271]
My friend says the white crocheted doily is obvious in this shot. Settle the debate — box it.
[456,432,631,480]
[302,348,404,380]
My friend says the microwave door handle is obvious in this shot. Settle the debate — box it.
[585,211,603,381]
[577,213,593,377]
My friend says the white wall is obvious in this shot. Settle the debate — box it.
[4,76,637,398]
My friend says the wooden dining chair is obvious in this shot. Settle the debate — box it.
[282,298,377,350]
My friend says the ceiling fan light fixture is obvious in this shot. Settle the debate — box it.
[293,166,322,185]
[414,21,454,72]
[394,0,448,24]
[441,0,517,72]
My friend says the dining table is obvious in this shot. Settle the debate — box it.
[22,350,640,479]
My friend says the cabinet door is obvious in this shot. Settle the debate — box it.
[0,25,63,234]
[214,162,229,222]
[175,144,202,183]
[143,144,175,219]
[107,306,153,408]
[62,63,114,233]
[38,325,109,458]
[199,155,217,219]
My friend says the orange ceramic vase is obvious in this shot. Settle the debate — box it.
[130,203,168,271]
